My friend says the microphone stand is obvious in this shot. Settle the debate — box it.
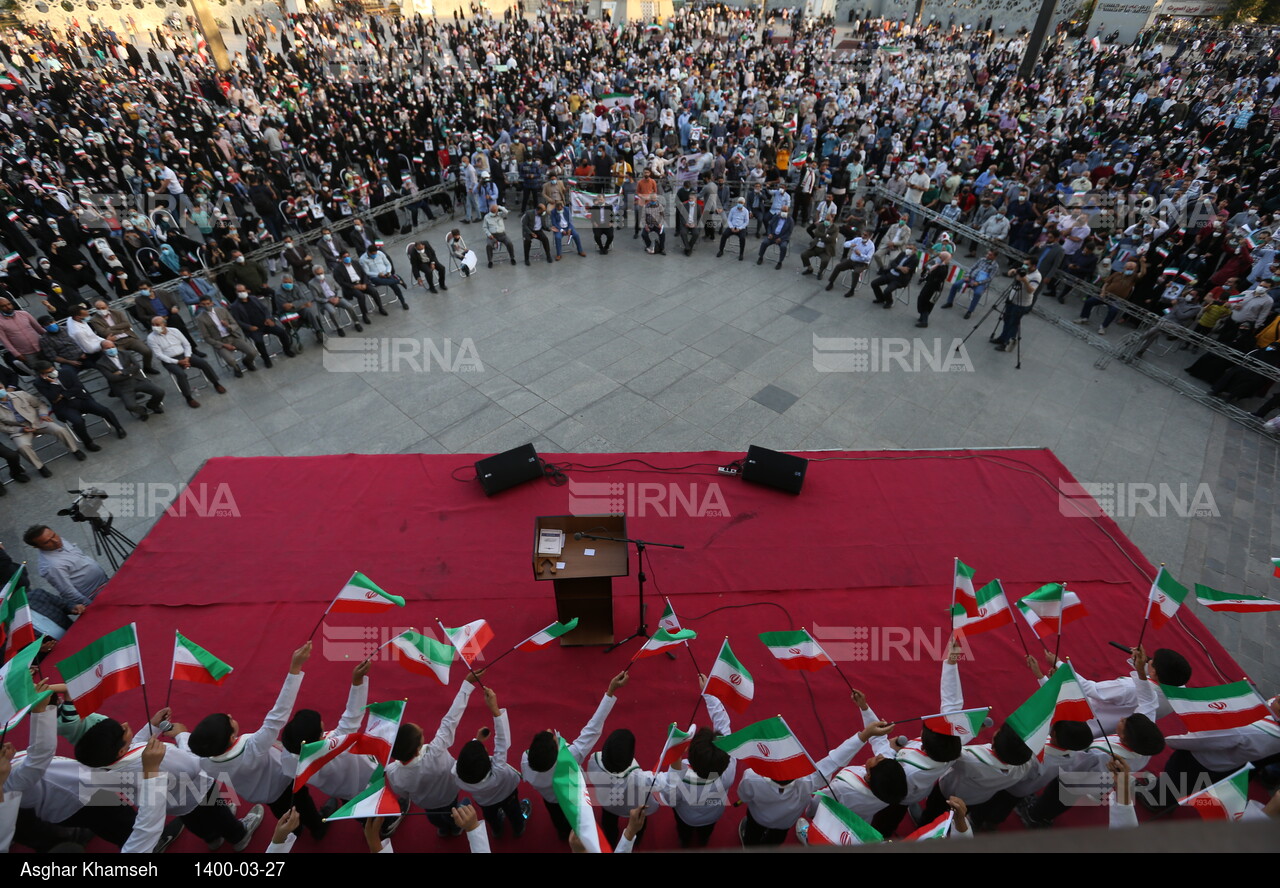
[575,532,684,655]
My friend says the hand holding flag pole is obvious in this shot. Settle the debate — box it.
[1135,563,1166,650]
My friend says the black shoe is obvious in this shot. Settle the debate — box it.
[362,316,372,325]
[315,332,325,344]
[429,288,438,294]
[152,404,165,415]
[401,302,409,311]
[12,472,30,482]
[244,358,257,372]
[263,356,274,369]
[964,311,973,319]
[488,260,494,268]
[115,427,128,439]
[337,327,347,337]
[525,259,531,265]
[881,301,891,309]
[137,411,149,422]
[915,320,928,328]
[756,257,763,265]
[233,368,244,378]
[510,259,516,265]
[154,820,185,853]
[941,303,953,309]
[85,442,102,452]
[284,350,297,358]
[440,284,448,291]
[716,251,723,257]
[844,291,855,298]
[39,466,53,478]
[802,267,813,276]
[378,308,389,316]
[775,261,783,269]
[739,254,744,261]
[355,323,364,332]
[73,450,88,461]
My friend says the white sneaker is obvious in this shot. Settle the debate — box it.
[1098,326,1107,335]
[1072,318,1089,325]
[232,804,264,852]
[795,817,811,845]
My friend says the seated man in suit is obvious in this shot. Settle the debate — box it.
[174,268,221,309]
[195,295,259,376]
[409,242,448,294]
[0,387,85,476]
[229,284,295,368]
[757,209,794,270]
[332,250,387,322]
[222,250,275,298]
[274,275,327,344]
[280,235,316,285]
[94,338,166,421]
[589,196,615,255]
[88,299,156,374]
[306,266,363,336]
[521,204,554,266]
[548,200,586,260]
[146,315,225,409]
[869,247,919,309]
[31,360,126,449]
[130,286,202,354]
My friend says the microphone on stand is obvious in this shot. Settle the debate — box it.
[573,532,584,540]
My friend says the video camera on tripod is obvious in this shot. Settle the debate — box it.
[58,488,112,526]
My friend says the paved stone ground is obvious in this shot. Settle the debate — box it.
[2,208,1276,690]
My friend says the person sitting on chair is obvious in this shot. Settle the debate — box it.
[410,242,448,293]
[196,295,259,376]
[94,338,165,421]
[31,360,127,450]
[274,275,327,344]
[229,284,295,368]
[521,203,554,266]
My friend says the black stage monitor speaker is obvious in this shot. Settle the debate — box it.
[741,445,807,494]
[475,443,543,496]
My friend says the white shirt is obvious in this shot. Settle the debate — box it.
[280,681,373,801]
[146,327,192,363]
[654,695,733,827]
[192,671,304,805]
[359,251,394,278]
[520,692,616,804]
[737,733,868,829]
[1048,665,1163,736]
[938,743,1037,805]
[585,751,659,818]
[387,683,475,809]
[1164,706,1280,772]
[452,709,520,806]
[68,318,102,354]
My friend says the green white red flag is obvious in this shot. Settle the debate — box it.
[757,629,833,672]
[439,619,494,669]
[1194,584,1280,613]
[328,571,405,614]
[1160,681,1271,732]
[1007,661,1094,753]
[704,638,754,714]
[712,716,815,780]
[323,765,403,821]
[658,598,681,633]
[1271,557,1280,578]
[1145,567,1190,630]
[56,623,145,718]
[552,736,610,852]
[906,810,955,840]
[807,791,882,845]
[1177,764,1253,821]
[950,578,1013,636]
[170,632,233,686]
[1016,583,1087,638]
[294,732,358,792]
[951,558,979,617]
[632,627,697,660]
[1,639,50,731]
[0,567,38,661]
[653,722,696,772]
[351,699,406,765]
[514,618,579,651]
[384,630,454,685]
[922,707,990,741]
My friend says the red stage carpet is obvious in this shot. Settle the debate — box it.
[48,449,1244,852]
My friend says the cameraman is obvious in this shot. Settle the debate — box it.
[993,262,1042,353]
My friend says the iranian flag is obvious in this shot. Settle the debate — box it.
[1178,764,1253,821]
[906,810,955,841]
[1,568,38,662]
[922,707,990,742]
[514,618,579,651]
[439,620,494,668]
[1161,681,1271,733]
[653,722,696,772]
[1016,583,1087,639]
[323,765,402,821]
[951,579,1013,636]
[170,632,233,686]
[1271,557,1280,578]
[328,571,405,614]
[758,629,833,672]
[1,639,50,731]
[1007,661,1094,753]
[658,598,681,633]
[704,639,754,714]
[712,716,815,781]
[56,624,145,718]
[0,71,20,91]
[351,700,405,765]
[552,736,610,853]
[807,791,882,845]
[1195,584,1280,613]
[1145,567,1190,630]
[384,630,454,685]
[632,627,697,660]
[294,732,357,792]
[952,558,979,617]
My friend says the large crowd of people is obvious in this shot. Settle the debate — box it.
[0,0,1279,853]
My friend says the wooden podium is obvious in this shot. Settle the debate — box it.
[532,514,628,645]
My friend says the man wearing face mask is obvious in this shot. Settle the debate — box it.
[94,338,165,421]
[196,295,259,376]
[223,250,274,298]
[146,315,225,409]
[1075,258,1144,335]
[229,285,296,368]
[343,219,378,254]
[281,236,315,284]
[408,242,447,294]
[175,269,220,309]
[316,228,344,266]
[306,266,363,335]
[334,249,386,321]
[358,243,408,310]
[0,387,85,476]
[35,316,95,388]
[88,299,156,373]
[0,296,46,367]
[129,285,202,354]
[31,360,126,448]
[273,275,327,344]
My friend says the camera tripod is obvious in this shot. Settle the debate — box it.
[954,279,1023,370]
[57,490,136,572]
